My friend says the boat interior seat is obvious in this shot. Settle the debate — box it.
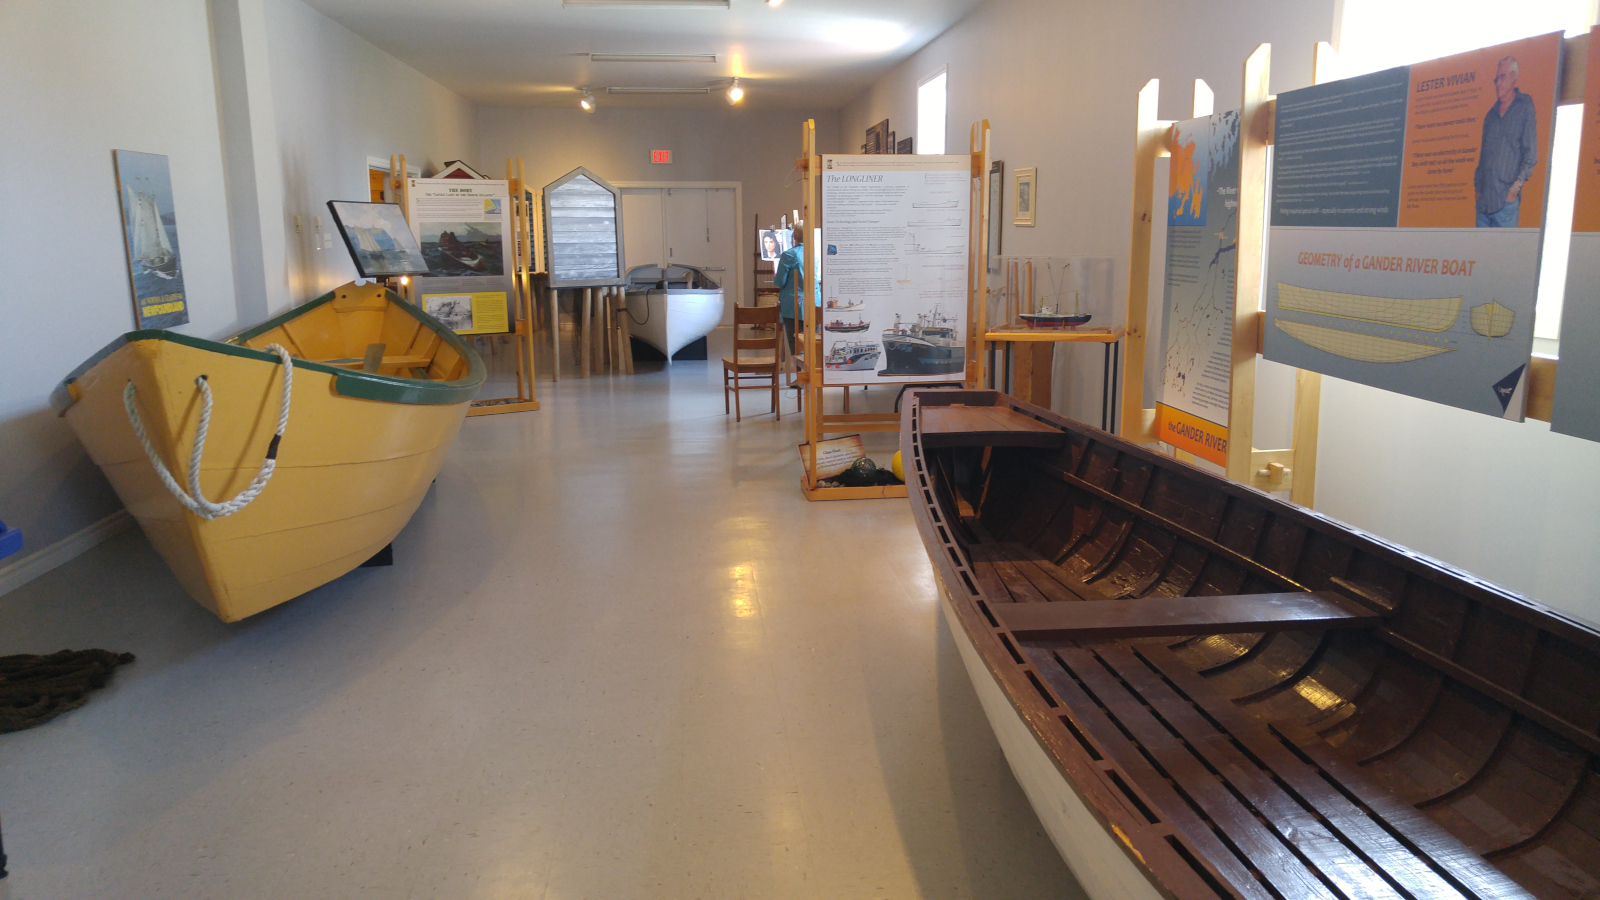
[960,540,1525,899]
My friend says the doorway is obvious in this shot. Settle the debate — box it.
[619,184,743,323]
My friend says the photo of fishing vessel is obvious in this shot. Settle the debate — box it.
[824,315,870,333]
[879,305,964,376]
[825,299,865,311]
[824,340,881,371]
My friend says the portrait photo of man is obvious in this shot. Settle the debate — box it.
[1475,55,1539,228]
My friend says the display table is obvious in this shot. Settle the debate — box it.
[982,324,1124,431]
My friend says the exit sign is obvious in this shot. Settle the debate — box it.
[650,149,672,164]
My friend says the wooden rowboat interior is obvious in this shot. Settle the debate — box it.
[904,390,1600,900]
[232,283,472,382]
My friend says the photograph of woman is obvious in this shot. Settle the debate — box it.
[758,228,792,261]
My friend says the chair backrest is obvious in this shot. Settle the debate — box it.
[732,303,780,362]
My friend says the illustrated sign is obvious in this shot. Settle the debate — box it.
[408,177,514,335]
[113,150,189,329]
[1553,26,1600,442]
[819,154,972,386]
[1264,33,1563,420]
[1155,110,1241,466]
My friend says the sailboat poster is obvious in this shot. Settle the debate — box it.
[113,150,188,328]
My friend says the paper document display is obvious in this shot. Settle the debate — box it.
[1553,27,1600,442]
[1155,111,1240,466]
[819,154,972,385]
[113,150,189,329]
[408,178,514,335]
[1264,33,1563,420]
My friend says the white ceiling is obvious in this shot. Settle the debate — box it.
[300,0,983,109]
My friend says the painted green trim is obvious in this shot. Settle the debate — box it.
[55,289,484,411]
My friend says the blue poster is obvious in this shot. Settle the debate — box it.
[113,150,189,329]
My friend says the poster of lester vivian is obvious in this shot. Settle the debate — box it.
[114,150,189,328]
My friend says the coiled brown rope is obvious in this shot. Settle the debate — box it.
[0,649,135,734]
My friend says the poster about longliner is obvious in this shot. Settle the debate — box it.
[1264,33,1563,420]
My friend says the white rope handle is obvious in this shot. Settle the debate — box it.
[123,344,293,520]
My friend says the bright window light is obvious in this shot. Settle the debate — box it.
[1336,0,1595,345]
[917,70,947,156]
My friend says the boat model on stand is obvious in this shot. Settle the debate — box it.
[902,388,1600,900]
[824,340,881,371]
[1020,289,1092,328]
[880,305,963,376]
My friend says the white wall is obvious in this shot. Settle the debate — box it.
[263,0,478,304]
[0,0,243,556]
[838,0,1330,432]
[0,0,478,567]
[477,107,841,264]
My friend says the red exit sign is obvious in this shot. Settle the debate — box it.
[650,149,672,164]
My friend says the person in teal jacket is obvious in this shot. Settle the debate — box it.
[772,227,819,357]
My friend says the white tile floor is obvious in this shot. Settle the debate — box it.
[0,335,1079,899]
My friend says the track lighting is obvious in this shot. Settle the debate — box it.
[726,77,744,105]
[579,88,596,111]
[766,0,783,6]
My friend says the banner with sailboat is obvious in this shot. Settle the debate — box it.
[113,150,188,329]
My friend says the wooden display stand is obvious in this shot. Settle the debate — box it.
[796,119,991,501]
[1118,47,1321,505]
[388,154,539,415]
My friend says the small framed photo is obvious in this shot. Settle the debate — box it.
[1014,167,1036,227]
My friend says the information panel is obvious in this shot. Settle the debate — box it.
[1264,33,1563,420]
[820,154,971,385]
[1155,110,1241,466]
[407,177,514,335]
[1552,26,1600,442]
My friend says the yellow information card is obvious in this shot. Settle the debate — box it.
[422,291,510,335]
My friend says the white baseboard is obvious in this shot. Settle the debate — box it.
[0,510,134,598]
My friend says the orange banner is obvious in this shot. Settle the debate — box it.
[1398,33,1561,229]
[1154,404,1228,467]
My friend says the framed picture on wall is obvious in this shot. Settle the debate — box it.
[1014,167,1036,227]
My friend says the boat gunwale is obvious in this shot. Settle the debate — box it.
[897,389,1573,900]
[54,289,485,411]
[904,389,1600,657]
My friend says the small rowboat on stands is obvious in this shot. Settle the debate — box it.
[902,388,1600,900]
[54,282,483,622]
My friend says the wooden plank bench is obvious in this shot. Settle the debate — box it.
[992,591,1380,640]
[918,405,1068,450]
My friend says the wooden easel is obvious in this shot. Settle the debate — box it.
[389,154,539,415]
[797,118,990,500]
[1118,46,1321,506]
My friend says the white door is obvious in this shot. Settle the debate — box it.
[664,187,740,321]
[621,188,665,271]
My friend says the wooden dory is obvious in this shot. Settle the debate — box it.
[55,283,483,622]
[902,389,1599,900]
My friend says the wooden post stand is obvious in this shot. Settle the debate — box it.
[389,153,539,415]
[1118,47,1320,507]
[798,119,991,501]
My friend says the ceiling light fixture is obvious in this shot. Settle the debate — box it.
[589,52,718,63]
[726,78,744,104]
[563,0,729,8]
[605,86,712,94]
[579,88,596,111]
[766,0,784,6]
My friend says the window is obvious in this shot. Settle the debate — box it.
[917,69,947,156]
[1336,0,1595,345]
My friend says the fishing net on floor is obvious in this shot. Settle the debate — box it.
[0,650,135,734]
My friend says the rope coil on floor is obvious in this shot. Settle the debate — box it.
[122,343,293,520]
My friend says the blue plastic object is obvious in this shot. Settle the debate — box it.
[0,518,21,562]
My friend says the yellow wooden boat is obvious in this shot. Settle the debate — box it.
[54,282,484,622]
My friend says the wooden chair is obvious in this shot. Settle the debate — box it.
[722,302,782,422]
